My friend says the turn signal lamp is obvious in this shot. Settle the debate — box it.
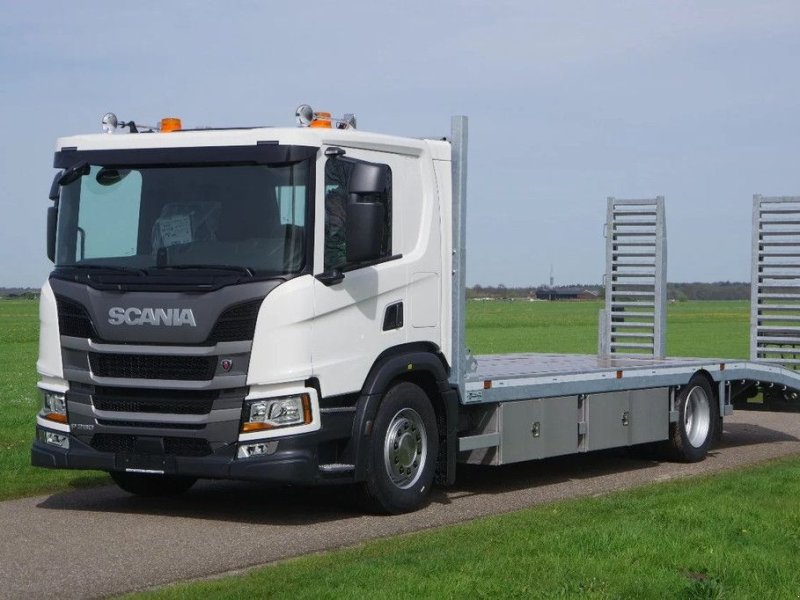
[309,112,332,128]
[160,117,182,132]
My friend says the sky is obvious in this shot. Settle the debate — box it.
[2,0,799,288]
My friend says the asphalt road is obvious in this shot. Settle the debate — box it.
[2,410,800,600]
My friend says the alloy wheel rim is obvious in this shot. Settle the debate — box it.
[684,385,711,448]
[383,408,427,489]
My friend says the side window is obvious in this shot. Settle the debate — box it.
[276,185,306,226]
[77,166,142,259]
[324,157,392,271]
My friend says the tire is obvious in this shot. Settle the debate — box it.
[359,382,438,514]
[110,471,197,497]
[667,374,719,462]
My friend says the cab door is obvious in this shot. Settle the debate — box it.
[311,148,407,398]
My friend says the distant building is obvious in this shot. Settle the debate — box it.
[535,287,600,301]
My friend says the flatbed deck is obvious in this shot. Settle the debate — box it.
[464,352,800,404]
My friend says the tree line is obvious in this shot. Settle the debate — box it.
[0,288,40,299]
[468,282,750,301]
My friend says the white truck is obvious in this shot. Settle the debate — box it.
[32,107,800,513]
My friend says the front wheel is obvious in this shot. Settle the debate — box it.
[359,382,438,514]
[110,471,197,497]
[667,374,719,462]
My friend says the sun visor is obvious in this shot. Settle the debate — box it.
[53,144,318,169]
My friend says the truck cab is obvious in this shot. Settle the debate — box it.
[33,109,459,513]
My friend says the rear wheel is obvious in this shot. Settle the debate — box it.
[110,471,197,497]
[359,382,438,514]
[667,374,719,462]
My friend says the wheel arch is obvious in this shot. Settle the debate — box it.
[689,369,716,395]
[351,343,458,485]
[682,368,720,417]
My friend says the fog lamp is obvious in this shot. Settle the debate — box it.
[45,431,70,449]
[38,428,70,449]
[237,441,278,459]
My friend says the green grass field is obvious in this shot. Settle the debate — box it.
[466,299,749,358]
[0,298,751,500]
[0,300,107,500]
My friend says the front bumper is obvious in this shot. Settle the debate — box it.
[32,410,355,485]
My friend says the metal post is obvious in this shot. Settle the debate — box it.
[654,195,667,358]
[750,194,761,361]
[449,116,468,400]
[601,198,615,357]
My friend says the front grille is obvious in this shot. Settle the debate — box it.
[91,433,135,454]
[90,433,212,457]
[207,299,262,342]
[95,420,205,430]
[56,296,97,338]
[92,387,217,414]
[89,354,217,381]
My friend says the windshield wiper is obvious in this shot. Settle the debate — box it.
[62,264,147,275]
[148,264,255,277]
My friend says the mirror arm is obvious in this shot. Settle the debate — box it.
[316,269,344,286]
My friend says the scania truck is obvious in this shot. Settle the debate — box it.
[32,107,800,513]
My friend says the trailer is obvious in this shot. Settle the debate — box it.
[32,108,800,513]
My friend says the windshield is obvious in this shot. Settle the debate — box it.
[55,160,310,277]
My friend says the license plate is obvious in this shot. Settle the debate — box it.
[116,453,168,472]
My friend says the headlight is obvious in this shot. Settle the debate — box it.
[41,390,67,424]
[241,394,312,432]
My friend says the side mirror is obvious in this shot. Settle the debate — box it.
[49,171,62,201]
[346,202,384,263]
[348,162,387,195]
[47,206,58,262]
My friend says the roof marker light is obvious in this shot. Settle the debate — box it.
[160,117,182,133]
[309,111,332,128]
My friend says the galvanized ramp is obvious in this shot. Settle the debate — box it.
[751,195,800,370]
[600,197,667,358]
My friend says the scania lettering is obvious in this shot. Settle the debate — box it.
[107,307,197,327]
[31,107,800,513]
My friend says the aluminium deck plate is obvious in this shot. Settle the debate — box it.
[462,352,800,404]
